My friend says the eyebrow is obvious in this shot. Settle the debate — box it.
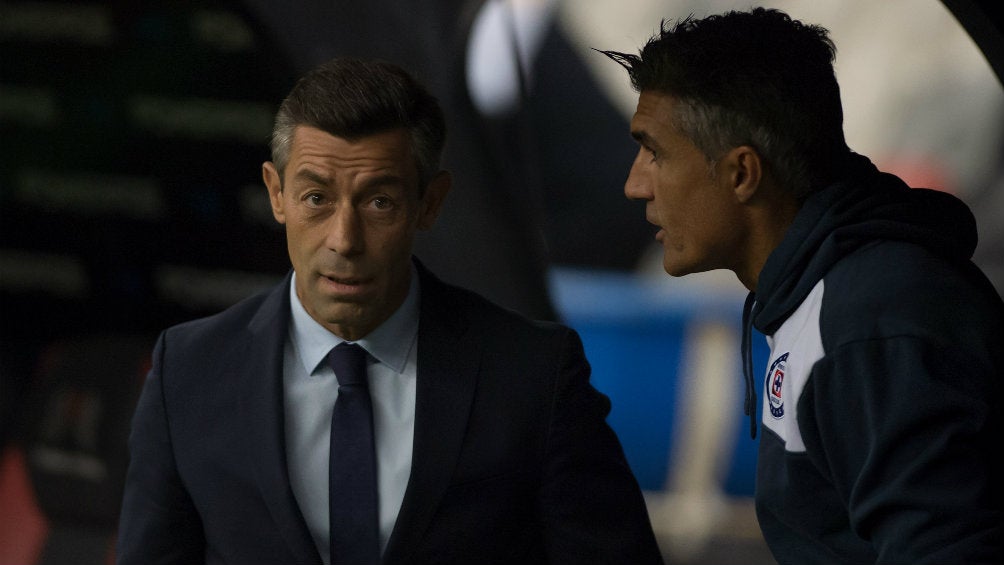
[631,130,663,155]
[631,130,653,145]
[291,169,410,195]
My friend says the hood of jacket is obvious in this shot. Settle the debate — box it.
[739,152,978,437]
[753,152,977,334]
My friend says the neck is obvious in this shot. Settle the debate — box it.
[736,194,801,293]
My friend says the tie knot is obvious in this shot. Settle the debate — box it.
[327,342,368,387]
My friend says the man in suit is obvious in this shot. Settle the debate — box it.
[115,57,662,565]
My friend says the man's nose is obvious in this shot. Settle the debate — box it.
[326,206,364,256]
[624,151,652,201]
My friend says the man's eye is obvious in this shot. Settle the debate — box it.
[371,197,392,210]
[305,193,325,207]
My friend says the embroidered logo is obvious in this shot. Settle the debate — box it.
[766,352,788,419]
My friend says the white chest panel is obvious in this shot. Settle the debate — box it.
[761,280,826,453]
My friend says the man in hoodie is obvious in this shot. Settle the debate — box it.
[602,7,1003,564]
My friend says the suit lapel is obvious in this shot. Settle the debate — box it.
[239,272,322,565]
[382,263,482,564]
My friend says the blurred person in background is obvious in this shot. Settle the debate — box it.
[603,7,1003,564]
[115,56,662,565]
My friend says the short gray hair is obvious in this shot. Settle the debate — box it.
[600,8,847,199]
[270,57,447,189]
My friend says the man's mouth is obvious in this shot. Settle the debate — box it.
[319,274,373,295]
[324,274,363,285]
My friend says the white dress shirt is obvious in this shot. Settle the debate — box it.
[283,270,419,564]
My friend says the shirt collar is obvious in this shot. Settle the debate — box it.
[288,264,421,376]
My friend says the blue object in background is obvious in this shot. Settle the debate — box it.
[578,315,685,489]
[549,267,769,496]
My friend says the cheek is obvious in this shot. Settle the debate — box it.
[661,183,713,246]
[380,228,419,262]
[653,177,684,220]
[284,221,325,259]
[284,222,306,247]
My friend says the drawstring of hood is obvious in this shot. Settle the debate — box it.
[741,291,758,439]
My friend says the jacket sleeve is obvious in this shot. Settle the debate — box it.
[538,327,664,564]
[801,335,1003,564]
[116,331,206,565]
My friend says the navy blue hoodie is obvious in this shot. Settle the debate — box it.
[744,153,1004,564]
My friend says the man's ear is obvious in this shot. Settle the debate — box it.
[262,162,286,224]
[725,145,762,204]
[417,171,452,230]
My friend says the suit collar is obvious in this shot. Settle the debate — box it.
[238,263,484,565]
[382,260,482,564]
[241,271,324,565]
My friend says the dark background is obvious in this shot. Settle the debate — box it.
[0,1,1000,564]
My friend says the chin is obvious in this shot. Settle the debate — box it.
[663,268,692,278]
[662,259,699,278]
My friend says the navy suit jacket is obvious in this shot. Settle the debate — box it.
[116,261,663,564]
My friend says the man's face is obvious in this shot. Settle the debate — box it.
[625,91,745,277]
[263,126,449,340]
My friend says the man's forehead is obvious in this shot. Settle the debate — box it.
[290,124,410,147]
[630,110,661,142]
[287,126,412,164]
[634,90,676,118]
[633,91,681,134]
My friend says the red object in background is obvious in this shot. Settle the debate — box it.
[0,446,48,565]
[878,154,956,194]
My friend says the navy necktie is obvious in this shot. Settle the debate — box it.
[327,342,380,564]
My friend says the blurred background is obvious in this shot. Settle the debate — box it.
[1,1,1001,564]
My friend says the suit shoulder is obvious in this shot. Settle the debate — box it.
[161,280,284,350]
[425,273,574,340]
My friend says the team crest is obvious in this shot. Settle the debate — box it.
[766,352,788,419]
